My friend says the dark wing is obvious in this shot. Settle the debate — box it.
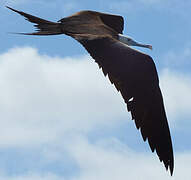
[58,10,124,34]
[74,35,174,175]
[98,12,124,34]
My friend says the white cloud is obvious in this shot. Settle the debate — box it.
[160,69,191,124]
[162,46,191,69]
[0,47,127,147]
[159,45,191,129]
[62,136,191,180]
[0,136,190,180]
[0,173,63,180]
[0,47,191,179]
[64,136,163,180]
[0,46,190,148]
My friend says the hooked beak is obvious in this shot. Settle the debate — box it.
[146,45,153,50]
[131,40,153,50]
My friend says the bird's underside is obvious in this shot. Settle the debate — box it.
[6,6,174,175]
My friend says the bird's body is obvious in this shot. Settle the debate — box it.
[7,6,174,175]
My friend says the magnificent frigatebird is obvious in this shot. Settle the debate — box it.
[6,6,174,175]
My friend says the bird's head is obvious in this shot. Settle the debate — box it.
[118,34,152,50]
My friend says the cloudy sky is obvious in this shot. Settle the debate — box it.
[0,0,191,179]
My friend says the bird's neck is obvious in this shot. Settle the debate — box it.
[118,34,132,46]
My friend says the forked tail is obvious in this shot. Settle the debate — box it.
[6,6,63,35]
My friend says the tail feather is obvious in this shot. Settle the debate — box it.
[6,6,63,35]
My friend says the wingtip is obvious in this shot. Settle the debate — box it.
[170,161,174,176]
[6,6,15,11]
[6,6,21,14]
[167,165,173,176]
[169,149,174,176]
[164,159,174,176]
[170,170,173,176]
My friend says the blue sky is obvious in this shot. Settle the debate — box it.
[0,0,191,179]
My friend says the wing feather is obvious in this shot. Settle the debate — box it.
[99,12,124,34]
[75,35,174,175]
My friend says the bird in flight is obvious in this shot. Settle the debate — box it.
[7,6,174,175]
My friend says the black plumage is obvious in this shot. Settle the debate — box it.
[7,6,174,175]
